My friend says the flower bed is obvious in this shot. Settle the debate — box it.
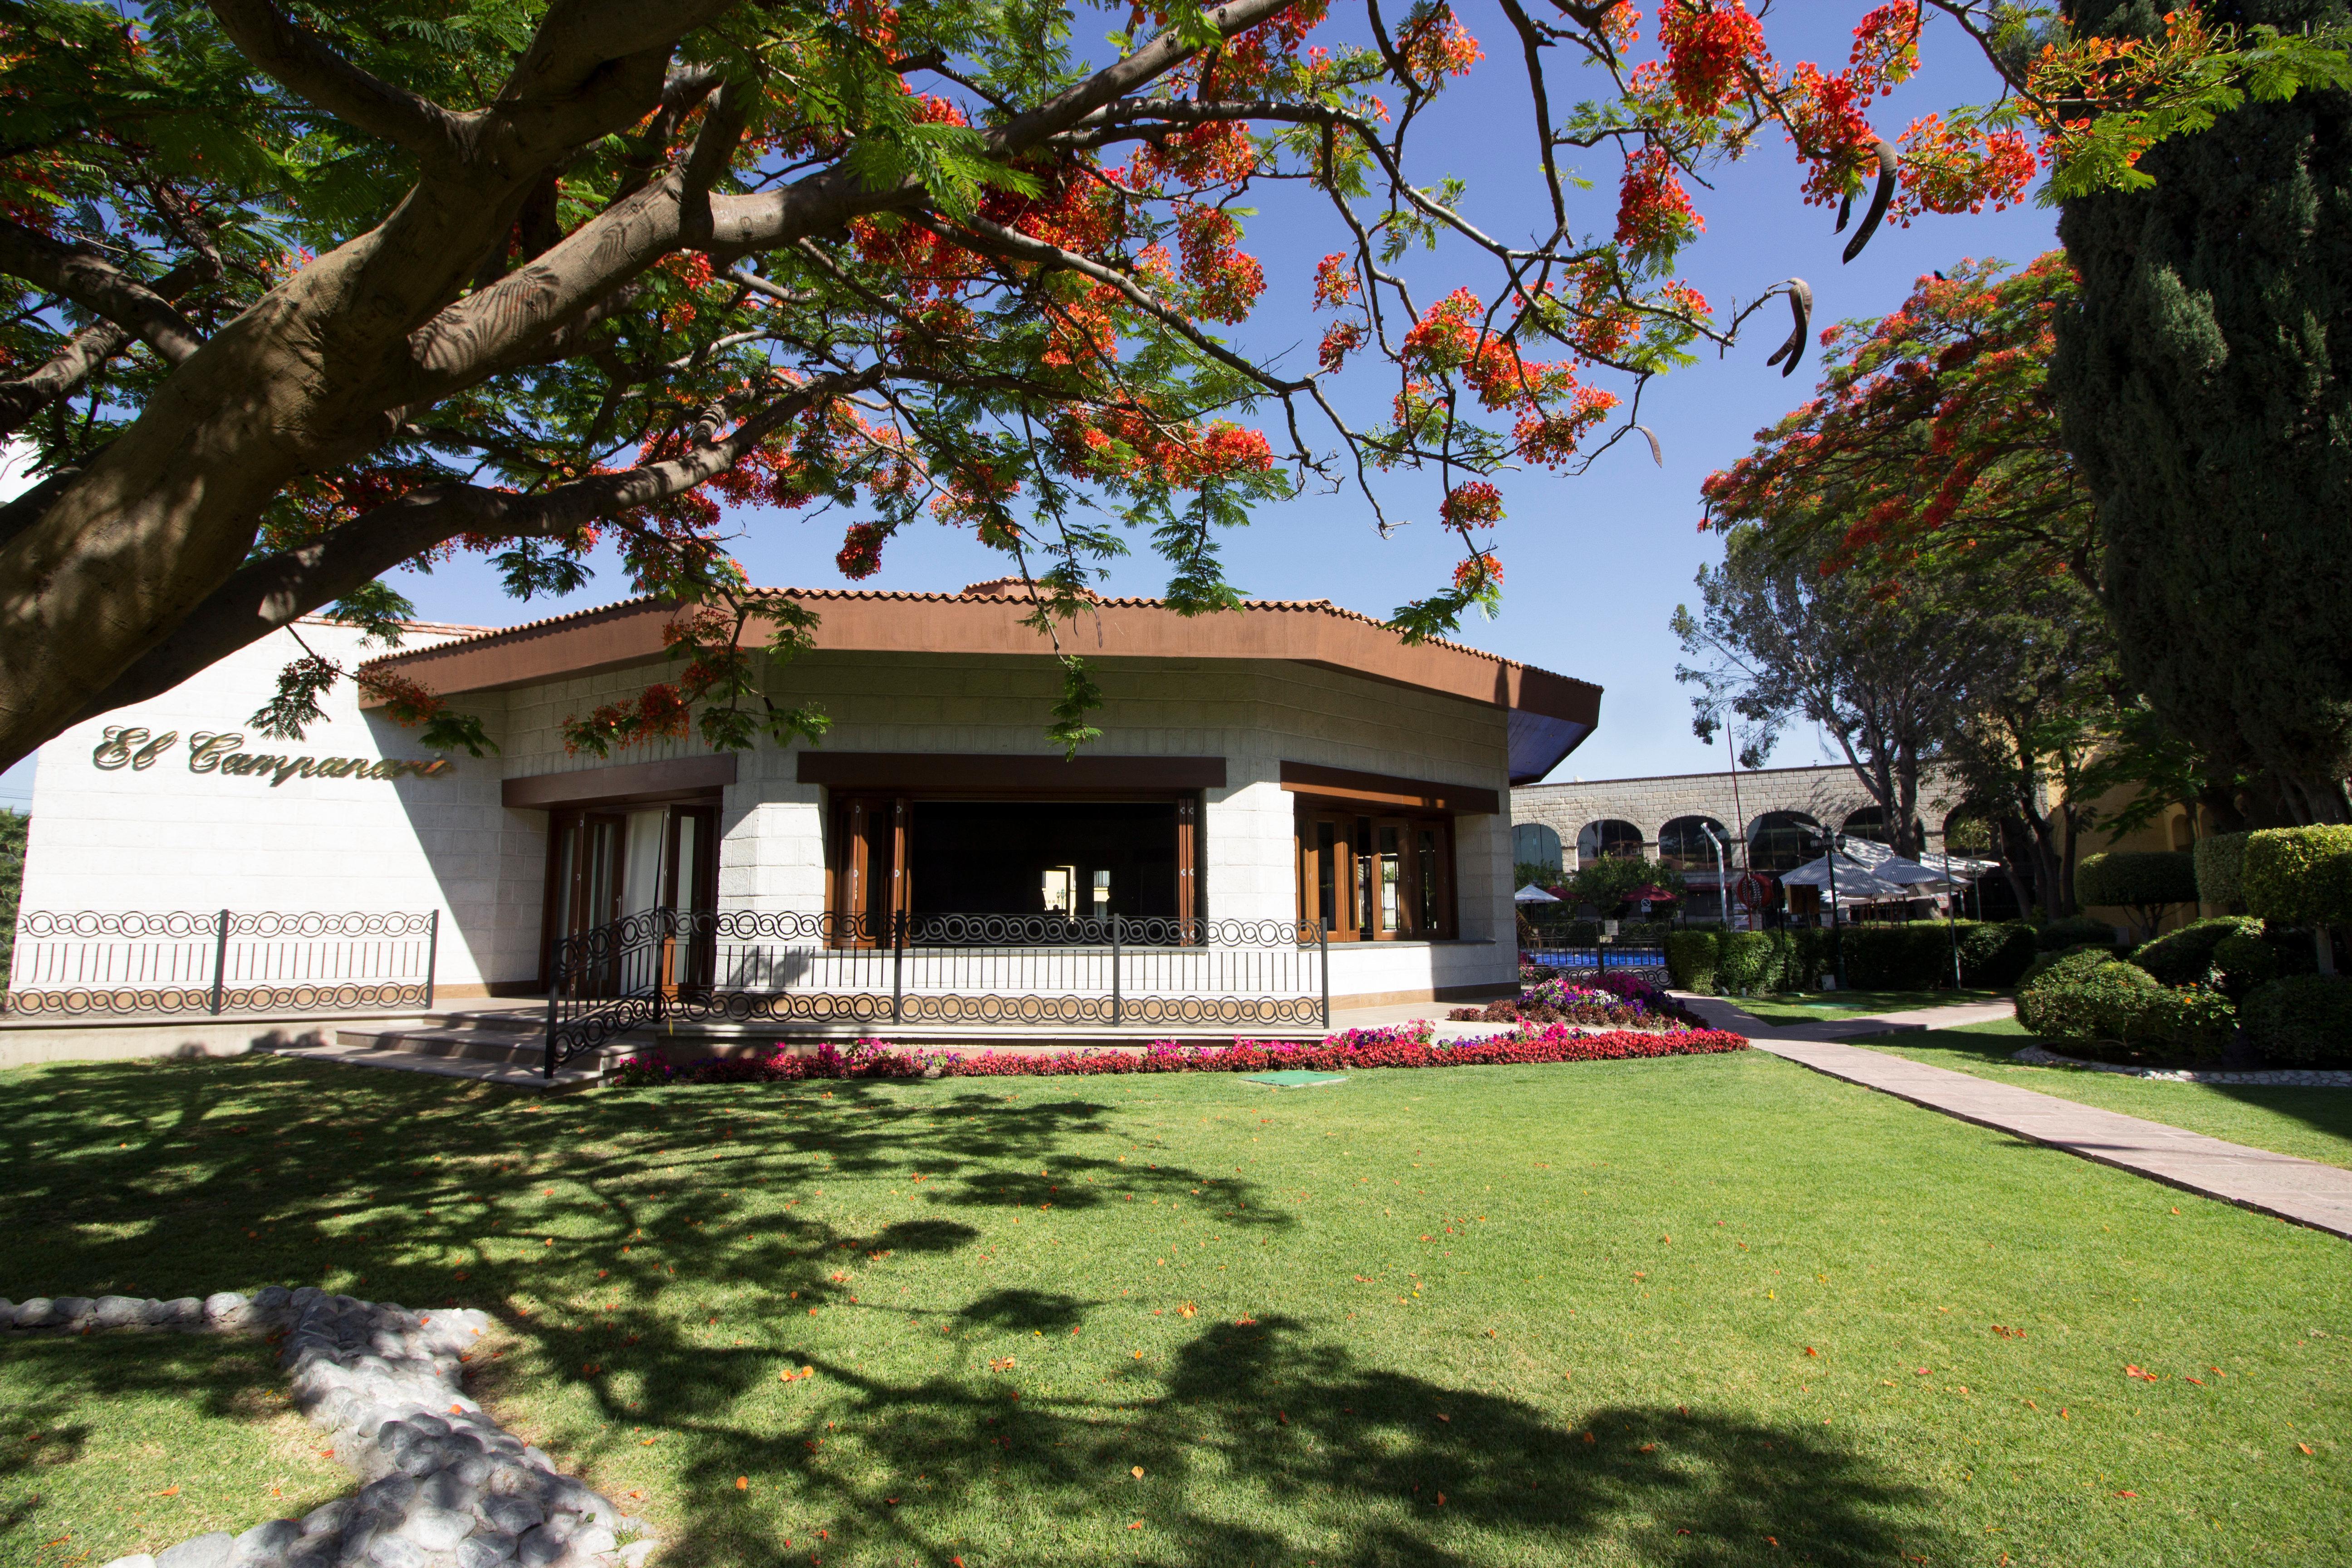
[608,1020,1747,1086]
[1447,971,1699,1029]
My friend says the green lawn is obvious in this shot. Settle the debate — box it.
[2,1050,2347,1568]
[1731,990,2003,1026]
[1857,1019,2352,1172]
[0,1323,347,1565]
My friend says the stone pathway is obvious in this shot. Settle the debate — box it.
[3,1287,657,1568]
[1677,994,2352,1240]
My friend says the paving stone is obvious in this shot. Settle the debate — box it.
[454,1535,516,1568]
[512,1527,567,1568]
[157,1533,235,1568]
[365,1534,430,1568]
[477,1495,543,1536]
[229,1519,305,1566]
[405,1508,473,1553]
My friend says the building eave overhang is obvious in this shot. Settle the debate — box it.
[358,589,1602,767]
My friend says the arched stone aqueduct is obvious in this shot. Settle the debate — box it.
[1509,763,1973,876]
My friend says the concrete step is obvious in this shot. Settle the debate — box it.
[333,1020,556,1065]
[265,1039,608,1092]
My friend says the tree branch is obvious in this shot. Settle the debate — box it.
[204,0,466,159]
[0,321,129,437]
[0,226,206,365]
[69,365,887,719]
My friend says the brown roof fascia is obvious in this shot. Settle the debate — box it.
[1279,761,1500,815]
[359,591,1602,727]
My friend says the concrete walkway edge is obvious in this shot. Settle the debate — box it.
[1678,994,2352,1241]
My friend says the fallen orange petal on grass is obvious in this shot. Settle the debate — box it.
[736,1476,749,1490]
[154,1486,180,1498]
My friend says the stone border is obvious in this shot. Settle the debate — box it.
[2010,1044,2352,1087]
[1,1286,658,1568]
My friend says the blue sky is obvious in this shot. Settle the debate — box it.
[0,4,2063,813]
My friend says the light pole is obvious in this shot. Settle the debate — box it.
[1823,827,1848,990]
[1701,824,1730,928]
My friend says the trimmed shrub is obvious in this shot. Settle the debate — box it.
[2018,943,2120,995]
[1715,931,1779,995]
[2018,960,2234,1065]
[2211,930,2280,993]
[1841,924,1958,990]
[2242,826,2352,928]
[2240,975,2352,1068]
[2195,832,2249,910]
[2076,851,2199,931]
[1665,929,1720,993]
[2130,916,2262,985]
[1955,921,2038,988]
[2037,914,2119,951]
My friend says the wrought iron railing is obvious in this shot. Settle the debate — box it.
[5,910,439,1017]
[545,909,1329,1076]
[1522,944,1669,980]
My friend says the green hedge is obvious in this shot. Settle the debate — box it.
[2242,826,2352,927]
[1664,930,1720,993]
[2037,914,2119,951]
[2075,851,2199,911]
[1831,925,1947,990]
[2240,975,2352,1068]
[2018,944,2119,995]
[2195,832,2249,909]
[2130,916,2262,985]
[1955,921,2038,988]
[2017,958,2235,1064]
[2211,930,2280,991]
[1663,923,2028,995]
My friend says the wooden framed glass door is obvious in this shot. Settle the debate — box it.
[545,810,626,991]
[1296,806,1456,941]
[1298,809,1365,941]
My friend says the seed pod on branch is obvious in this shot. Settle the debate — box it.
[1762,279,1813,378]
[1842,140,1896,265]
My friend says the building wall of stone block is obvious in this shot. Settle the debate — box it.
[20,622,537,993]
[26,638,1520,1000]
[1511,763,1972,872]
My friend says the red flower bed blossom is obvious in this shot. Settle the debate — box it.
[608,1022,1746,1087]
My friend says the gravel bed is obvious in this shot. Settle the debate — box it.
[2011,1044,2352,1087]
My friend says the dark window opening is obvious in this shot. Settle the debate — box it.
[907,800,1179,920]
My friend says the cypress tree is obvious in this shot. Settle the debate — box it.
[2053,0,2352,823]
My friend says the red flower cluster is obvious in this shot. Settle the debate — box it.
[607,1023,1747,1086]
[836,521,888,579]
[1614,147,1702,262]
[1440,481,1504,528]
[1659,1,1765,118]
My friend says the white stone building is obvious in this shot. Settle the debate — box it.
[17,582,1601,1021]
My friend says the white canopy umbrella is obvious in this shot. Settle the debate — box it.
[1840,837,1994,882]
[1514,884,1561,904]
[1777,854,1913,903]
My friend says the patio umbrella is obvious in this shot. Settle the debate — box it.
[1777,854,1911,903]
[1514,884,1561,903]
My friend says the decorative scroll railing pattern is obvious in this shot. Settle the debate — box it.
[545,909,1330,1076]
[1522,945,1670,981]
[5,911,440,1017]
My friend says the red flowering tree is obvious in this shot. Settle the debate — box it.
[0,0,2336,766]
[1700,251,2093,586]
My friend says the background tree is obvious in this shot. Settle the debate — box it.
[1672,522,1985,861]
[2053,0,2352,824]
[3,0,2337,772]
